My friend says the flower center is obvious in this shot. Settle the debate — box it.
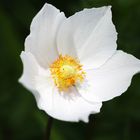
[50,55,85,91]
[60,65,76,78]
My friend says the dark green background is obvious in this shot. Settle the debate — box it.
[0,0,140,140]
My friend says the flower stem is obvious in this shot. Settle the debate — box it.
[45,116,53,140]
[85,116,95,140]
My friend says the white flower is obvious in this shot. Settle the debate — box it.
[19,3,140,122]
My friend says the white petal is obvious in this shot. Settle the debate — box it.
[35,74,102,122]
[19,51,39,90]
[77,50,140,102]
[25,3,66,68]
[57,6,117,69]
[19,51,47,103]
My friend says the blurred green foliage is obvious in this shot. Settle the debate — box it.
[0,0,140,140]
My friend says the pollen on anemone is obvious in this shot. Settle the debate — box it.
[19,3,140,122]
[50,55,85,91]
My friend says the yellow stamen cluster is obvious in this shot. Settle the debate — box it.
[50,55,85,91]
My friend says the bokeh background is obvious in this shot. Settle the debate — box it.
[0,0,140,140]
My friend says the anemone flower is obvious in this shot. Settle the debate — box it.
[19,3,140,122]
